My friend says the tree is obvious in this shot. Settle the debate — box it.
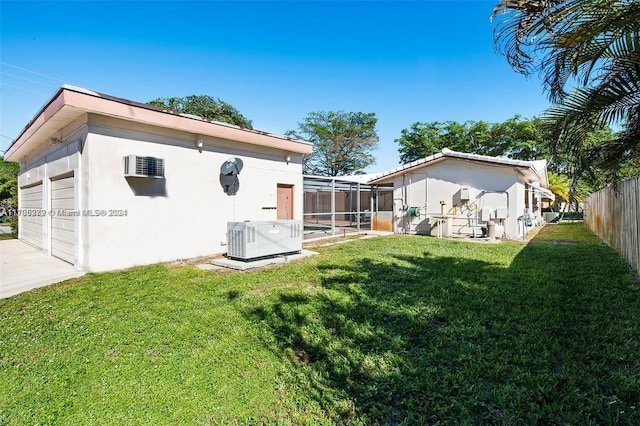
[286,111,379,176]
[148,95,253,128]
[396,122,447,163]
[0,156,18,201]
[491,0,640,180]
[485,116,548,160]
[547,172,570,211]
[395,116,550,164]
[395,121,477,163]
[0,156,19,232]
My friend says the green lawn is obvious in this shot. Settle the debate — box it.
[1,224,639,425]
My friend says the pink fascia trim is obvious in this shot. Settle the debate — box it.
[6,88,313,161]
[62,90,312,154]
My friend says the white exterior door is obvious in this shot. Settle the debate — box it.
[20,183,44,249]
[50,174,75,264]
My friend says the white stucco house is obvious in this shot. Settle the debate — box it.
[368,149,555,239]
[4,85,312,272]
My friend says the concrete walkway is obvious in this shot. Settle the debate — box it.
[0,239,85,299]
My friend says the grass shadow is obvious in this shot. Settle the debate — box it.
[243,225,640,424]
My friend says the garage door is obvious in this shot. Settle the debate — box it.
[51,174,75,264]
[20,183,44,249]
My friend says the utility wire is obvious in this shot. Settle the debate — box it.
[0,82,50,96]
[0,72,58,89]
[0,62,63,156]
[0,61,65,83]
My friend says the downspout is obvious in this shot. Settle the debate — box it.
[405,173,412,234]
[331,178,336,236]
[356,182,361,232]
[315,190,319,224]
[402,173,407,208]
[513,168,528,240]
[425,173,429,222]
[403,173,408,233]
[371,185,376,230]
[393,197,404,233]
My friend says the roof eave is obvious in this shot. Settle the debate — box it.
[368,153,445,184]
[5,86,313,162]
[368,153,542,185]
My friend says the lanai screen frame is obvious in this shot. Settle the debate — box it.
[303,175,393,236]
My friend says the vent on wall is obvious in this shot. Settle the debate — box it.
[124,155,165,178]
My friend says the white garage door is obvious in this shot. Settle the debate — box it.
[20,183,44,249]
[51,175,75,264]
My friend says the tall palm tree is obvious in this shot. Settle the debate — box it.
[491,0,640,179]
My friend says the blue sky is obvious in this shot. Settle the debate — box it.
[0,0,552,173]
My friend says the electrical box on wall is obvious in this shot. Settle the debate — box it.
[460,187,470,201]
[480,208,492,222]
[495,208,509,219]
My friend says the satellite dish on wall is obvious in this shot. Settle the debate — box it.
[220,157,244,176]
[220,174,240,195]
[219,157,243,195]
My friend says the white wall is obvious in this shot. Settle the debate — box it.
[390,159,529,239]
[81,115,304,272]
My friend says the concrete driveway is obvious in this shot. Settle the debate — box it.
[0,239,85,298]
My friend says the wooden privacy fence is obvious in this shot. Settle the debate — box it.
[584,176,640,275]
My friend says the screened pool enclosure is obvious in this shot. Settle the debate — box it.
[303,175,394,239]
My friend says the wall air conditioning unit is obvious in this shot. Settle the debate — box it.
[124,155,165,178]
[227,220,302,261]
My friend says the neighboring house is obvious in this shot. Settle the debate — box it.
[368,149,554,239]
[4,85,312,272]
